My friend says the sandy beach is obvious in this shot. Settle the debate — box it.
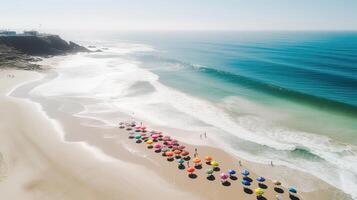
[0,67,351,200]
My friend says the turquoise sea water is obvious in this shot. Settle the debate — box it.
[40,31,357,198]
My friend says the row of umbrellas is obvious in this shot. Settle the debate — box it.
[120,121,298,198]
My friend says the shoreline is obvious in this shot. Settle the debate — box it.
[3,68,351,200]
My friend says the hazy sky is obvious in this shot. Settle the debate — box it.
[1,0,357,31]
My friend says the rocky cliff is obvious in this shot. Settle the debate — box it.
[0,34,89,70]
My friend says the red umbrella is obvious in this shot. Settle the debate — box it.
[187,167,195,174]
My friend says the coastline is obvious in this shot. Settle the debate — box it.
[0,68,351,199]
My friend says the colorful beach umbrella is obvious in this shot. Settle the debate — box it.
[255,188,264,196]
[176,158,185,164]
[206,168,214,175]
[151,134,159,140]
[211,161,219,167]
[165,151,174,157]
[146,139,153,145]
[288,187,297,193]
[178,145,186,150]
[256,177,266,182]
[135,135,142,140]
[241,179,251,186]
[228,169,236,176]
[187,167,195,174]
[193,158,201,165]
[220,173,229,180]
[204,156,213,162]
[273,180,282,186]
[181,151,189,157]
[241,169,250,176]
[154,143,162,149]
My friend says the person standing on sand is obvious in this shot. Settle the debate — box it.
[204,132,207,139]
[194,148,198,158]
[200,134,202,139]
[239,160,242,166]
[271,160,274,167]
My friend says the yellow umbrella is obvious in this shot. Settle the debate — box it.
[255,188,264,196]
[211,161,219,167]
[146,140,153,145]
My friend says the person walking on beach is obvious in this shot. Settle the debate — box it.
[271,160,274,167]
[239,160,242,166]
[204,132,207,139]
[194,148,198,158]
[200,134,202,139]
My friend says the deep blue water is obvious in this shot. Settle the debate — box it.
[118,31,357,109]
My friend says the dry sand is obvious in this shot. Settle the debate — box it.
[0,69,351,200]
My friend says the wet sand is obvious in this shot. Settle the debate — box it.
[0,69,351,200]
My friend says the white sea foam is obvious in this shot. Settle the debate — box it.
[29,43,357,199]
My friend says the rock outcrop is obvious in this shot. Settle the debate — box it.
[0,34,89,70]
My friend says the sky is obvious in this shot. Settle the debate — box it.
[1,0,357,31]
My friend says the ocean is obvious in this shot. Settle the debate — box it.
[31,31,357,198]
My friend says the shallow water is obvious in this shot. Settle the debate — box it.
[29,31,357,199]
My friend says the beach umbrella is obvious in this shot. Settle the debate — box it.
[119,125,125,129]
[211,161,219,167]
[228,169,236,176]
[140,133,147,136]
[288,187,297,194]
[256,177,266,182]
[187,167,195,174]
[205,156,213,163]
[181,151,189,157]
[255,188,264,196]
[206,168,214,176]
[273,180,282,186]
[176,158,185,165]
[220,173,229,180]
[154,143,162,149]
[241,179,251,186]
[165,151,174,158]
[241,169,250,177]
[178,145,186,150]
[193,158,201,166]
[174,149,182,156]
[146,139,153,145]
[135,135,142,140]
[151,134,159,140]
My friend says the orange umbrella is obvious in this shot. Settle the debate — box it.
[174,149,182,155]
[193,158,201,166]
[181,151,189,157]
[205,156,213,163]
[187,167,195,174]
[165,151,174,157]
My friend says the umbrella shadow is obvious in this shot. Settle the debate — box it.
[289,194,300,200]
[222,181,231,187]
[229,175,238,181]
[194,164,202,170]
[154,149,161,153]
[147,145,153,149]
[175,155,181,159]
[205,161,211,165]
[207,175,215,181]
[258,183,268,189]
[167,157,174,162]
[243,187,253,194]
[213,167,220,172]
[184,156,191,161]
[178,164,185,170]
[135,140,142,144]
[188,174,197,179]
[257,196,267,200]
[128,136,134,139]
[274,187,284,194]
[243,177,253,182]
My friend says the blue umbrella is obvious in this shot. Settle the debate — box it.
[241,169,250,176]
[256,176,266,182]
[241,179,251,186]
[228,169,236,176]
[176,158,185,164]
[289,187,297,193]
